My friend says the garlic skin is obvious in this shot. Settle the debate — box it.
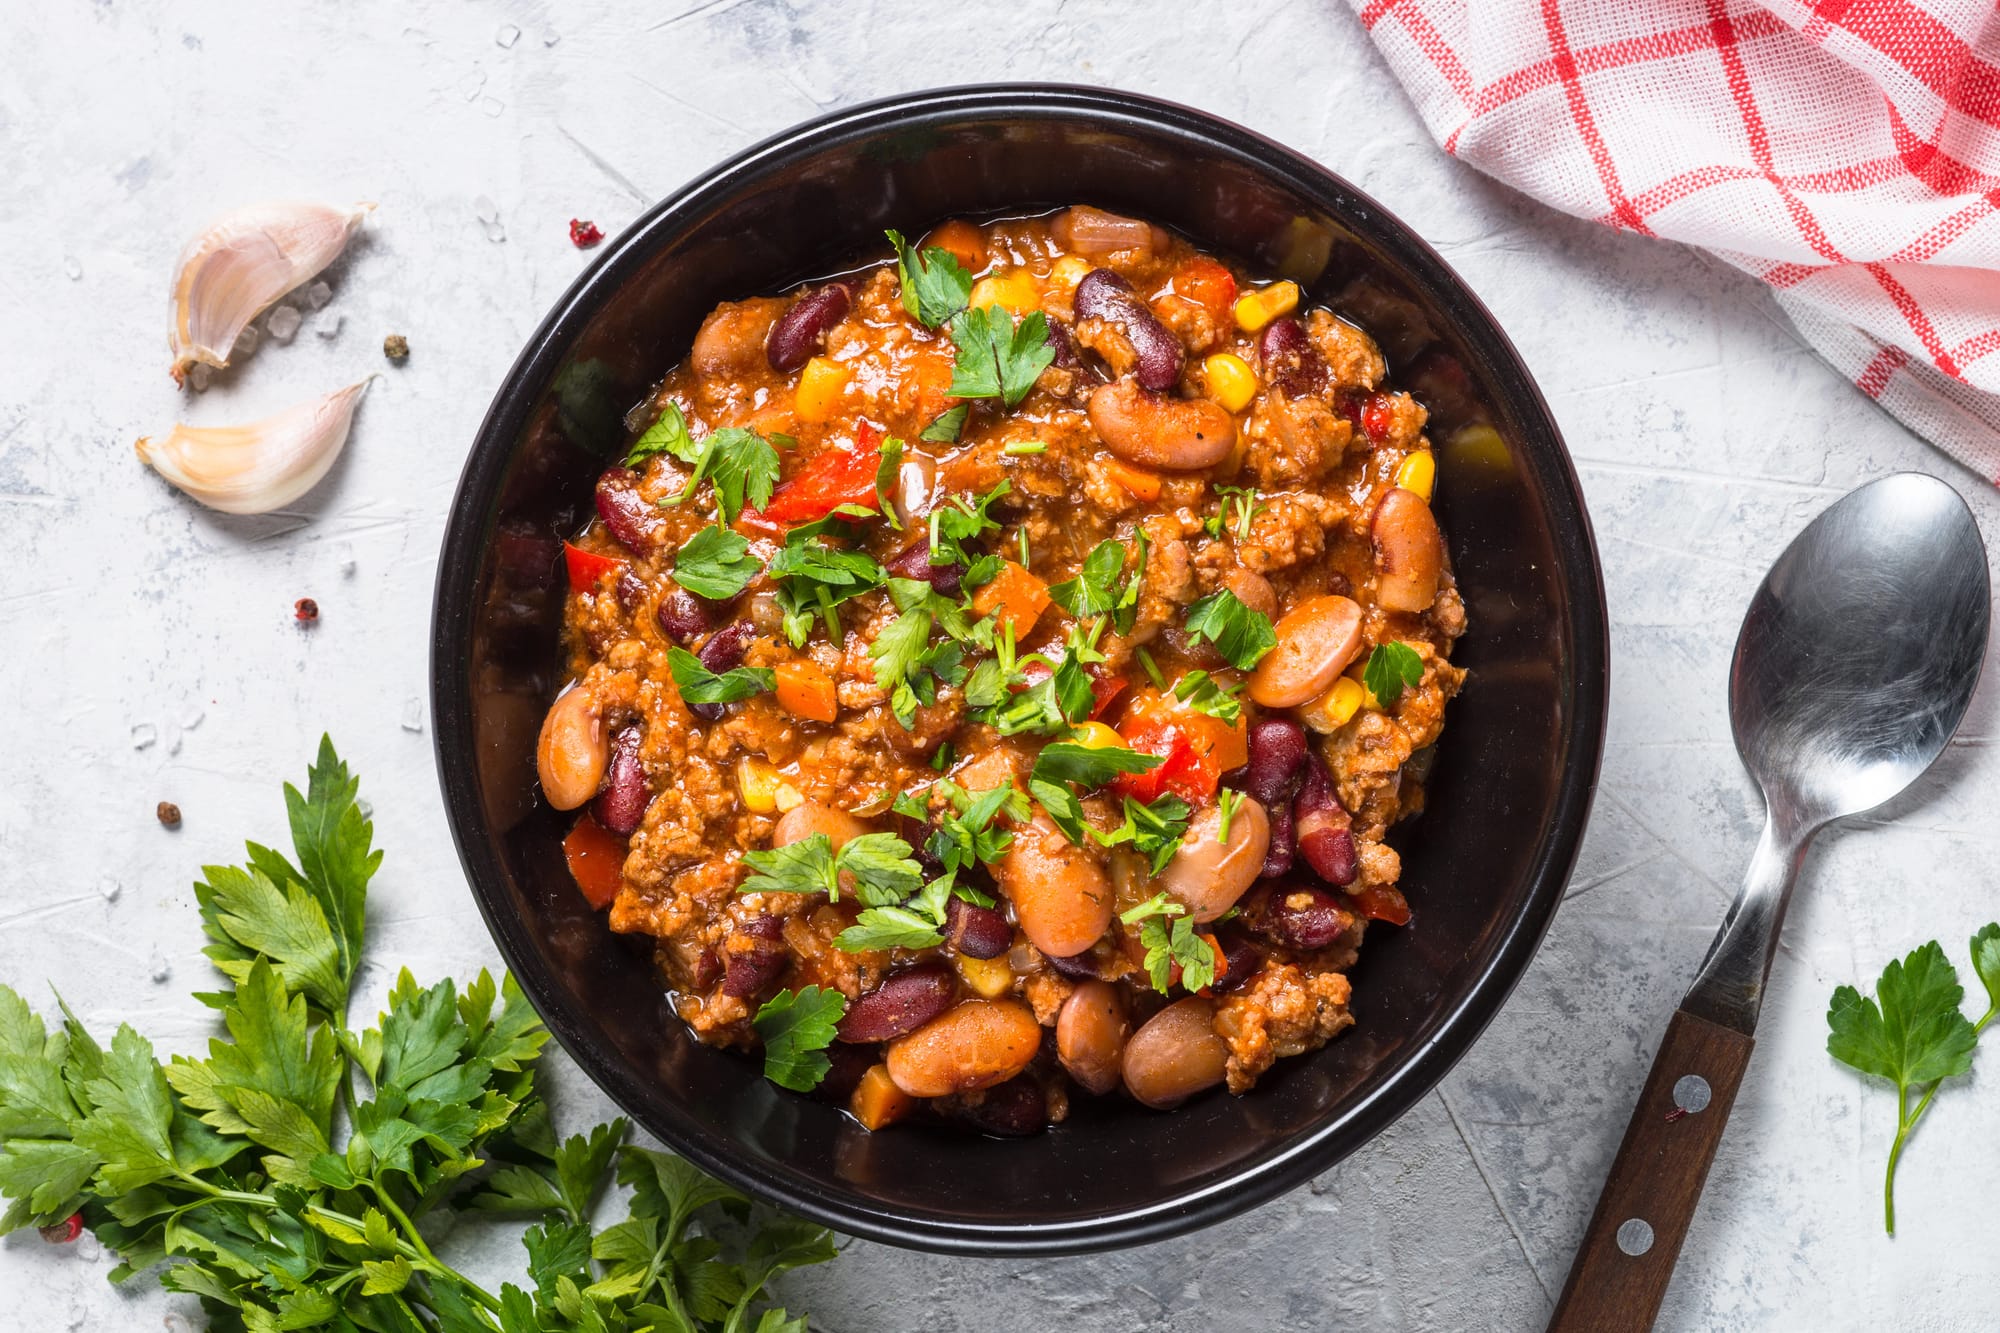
[136,380,372,513]
[169,201,373,385]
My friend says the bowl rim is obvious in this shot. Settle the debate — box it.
[432,81,1610,1254]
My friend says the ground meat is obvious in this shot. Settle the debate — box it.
[1215,964,1355,1093]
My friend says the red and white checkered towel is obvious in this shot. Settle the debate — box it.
[1354,0,2000,481]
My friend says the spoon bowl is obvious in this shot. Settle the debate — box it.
[1731,471,1989,829]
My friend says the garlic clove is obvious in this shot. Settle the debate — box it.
[169,201,373,385]
[135,380,372,514]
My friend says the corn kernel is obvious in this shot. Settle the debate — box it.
[970,270,1041,314]
[954,952,1014,999]
[1048,255,1092,293]
[1298,676,1368,734]
[1394,449,1436,503]
[794,355,850,423]
[737,756,786,813]
[1233,280,1300,332]
[1203,353,1258,413]
[774,782,804,813]
[1069,720,1124,750]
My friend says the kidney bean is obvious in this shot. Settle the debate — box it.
[1261,800,1296,878]
[1074,268,1183,392]
[886,540,964,596]
[656,588,713,645]
[945,895,1012,959]
[766,283,852,373]
[537,687,607,811]
[1230,717,1309,805]
[595,467,666,553]
[837,963,956,1043]
[1045,317,1079,368]
[1211,928,1264,992]
[687,946,723,992]
[1057,980,1130,1095]
[1044,947,1108,981]
[614,569,646,611]
[686,621,755,722]
[1087,380,1235,471]
[592,725,649,835]
[1373,487,1444,613]
[1121,997,1229,1109]
[813,1041,877,1105]
[1294,757,1358,886]
[958,1075,1048,1137]
[721,915,788,998]
[1257,317,1328,396]
[885,999,1042,1097]
[1244,882,1354,951]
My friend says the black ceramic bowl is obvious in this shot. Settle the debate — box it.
[433,84,1608,1255]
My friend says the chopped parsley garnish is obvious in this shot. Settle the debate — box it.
[1049,540,1127,619]
[973,625,1099,738]
[1183,589,1277,670]
[947,306,1056,409]
[766,515,887,646]
[919,780,1027,874]
[671,524,762,600]
[1217,788,1245,843]
[1120,891,1185,926]
[920,403,969,443]
[1032,740,1161,790]
[667,644,773,705]
[1363,641,1425,705]
[868,578,974,727]
[1004,440,1047,456]
[738,830,922,906]
[1206,485,1262,541]
[873,434,905,531]
[752,985,848,1090]
[1096,792,1193,874]
[1108,529,1149,635]
[666,426,782,526]
[1135,645,1167,690]
[886,229,973,328]
[928,481,1009,576]
[1172,669,1243,725]
[1140,915,1218,994]
[624,399,699,469]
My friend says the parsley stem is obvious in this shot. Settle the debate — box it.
[1886,1001,1997,1233]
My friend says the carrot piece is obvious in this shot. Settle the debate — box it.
[969,560,1051,641]
[563,812,627,910]
[775,659,839,723]
[1173,256,1239,319]
[921,219,987,274]
[1101,457,1162,501]
[850,1063,915,1131]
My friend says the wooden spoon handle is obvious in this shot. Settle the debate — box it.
[1547,1009,1754,1332]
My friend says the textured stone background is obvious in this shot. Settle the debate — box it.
[3,2,1996,1329]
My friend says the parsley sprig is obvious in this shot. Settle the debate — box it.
[1827,926,2000,1232]
[884,229,1053,415]
[1205,485,1262,542]
[671,525,762,600]
[1118,893,1218,993]
[767,512,888,647]
[0,738,834,1332]
[1183,589,1277,670]
[666,426,782,526]
[1363,641,1425,705]
[623,400,699,470]
[887,229,972,328]
[667,645,774,706]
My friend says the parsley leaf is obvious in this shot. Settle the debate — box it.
[1172,669,1243,725]
[919,781,1026,875]
[832,833,926,907]
[624,400,699,469]
[1032,741,1161,790]
[670,426,782,525]
[921,403,969,443]
[838,904,946,953]
[948,306,1056,408]
[667,645,774,705]
[1363,641,1425,705]
[874,435,905,531]
[752,988,848,1092]
[1112,529,1149,636]
[1183,590,1277,671]
[1049,540,1128,619]
[767,517,886,647]
[929,481,1009,571]
[739,834,840,899]
[740,830,922,907]
[1139,915,1218,994]
[1096,794,1193,874]
[1205,485,1262,542]
[886,229,972,328]
[1120,891,1185,926]
[1828,935,1997,1232]
[672,525,762,600]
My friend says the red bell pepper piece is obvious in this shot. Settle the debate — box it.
[563,542,627,594]
[1110,717,1220,804]
[563,812,628,910]
[752,420,887,527]
[1349,884,1412,926]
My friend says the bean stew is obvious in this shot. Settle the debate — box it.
[537,206,1465,1135]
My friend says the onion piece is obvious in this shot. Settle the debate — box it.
[169,200,373,384]
[135,380,372,513]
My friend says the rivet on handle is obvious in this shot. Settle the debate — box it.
[1672,1074,1712,1113]
[1616,1218,1655,1257]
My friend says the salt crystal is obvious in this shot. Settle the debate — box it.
[317,313,346,339]
[305,279,333,309]
[188,363,212,392]
[461,67,486,101]
[331,540,357,575]
[496,23,521,47]
[474,194,500,223]
[131,722,157,750]
[183,707,205,730]
[164,1315,192,1333]
[266,304,302,342]
[481,96,505,118]
[401,698,425,733]
[149,951,172,983]
[98,876,121,902]
[74,1232,101,1262]
[233,324,259,355]
[168,730,182,756]
[63,255,82,280]
[357,798,375,821]
[484,218,507,244]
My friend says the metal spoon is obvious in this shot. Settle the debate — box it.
[1548,472,1990,1332]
